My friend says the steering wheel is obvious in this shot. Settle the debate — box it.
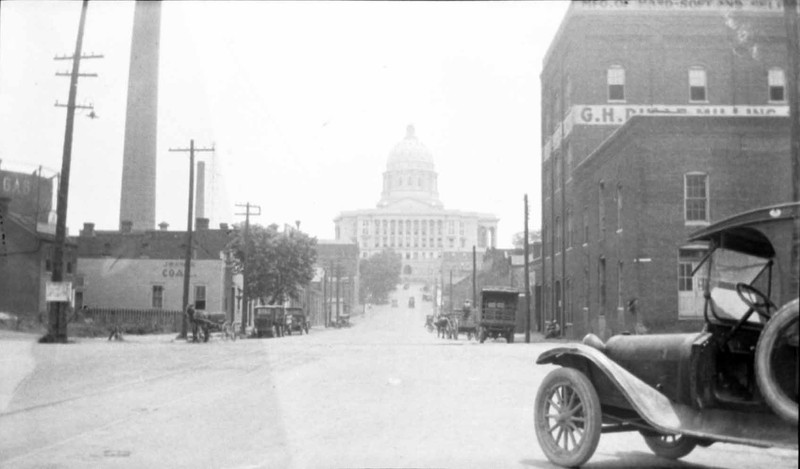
[736,283,777,320]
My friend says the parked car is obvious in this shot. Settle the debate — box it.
[253,305,285,338]
[533,203,799,467]
[478,287,518,343]
[284,307,310,335]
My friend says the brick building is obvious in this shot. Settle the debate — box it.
[539,0,792,339]
[0,165,71,319]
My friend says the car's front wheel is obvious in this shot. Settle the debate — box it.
[755,298,799,425]
[534,367,602,467]
[641,433,697,460]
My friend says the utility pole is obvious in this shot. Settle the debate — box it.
[784,0,800,293]
[335,260,341,324]
[170,140,214,339]
[472,246,477,308]
[524,194,532,343]
[45,0,101,343]
[235,202,261,336]
[449,269,453,313]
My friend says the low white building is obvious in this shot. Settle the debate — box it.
[75,220,242,320]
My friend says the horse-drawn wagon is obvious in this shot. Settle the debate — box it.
[190,311,237,342]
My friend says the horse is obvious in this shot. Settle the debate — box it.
[435,315,451,339]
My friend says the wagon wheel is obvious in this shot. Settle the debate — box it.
[534,367,602,468]
[201,324,210,343]
[755,299,799,425]
[640,432,697,460]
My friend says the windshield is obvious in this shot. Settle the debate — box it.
[705,248,771,323]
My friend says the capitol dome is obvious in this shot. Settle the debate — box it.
[378,125,441,209]
[387,125,435,171]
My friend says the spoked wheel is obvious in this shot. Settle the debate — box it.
[755,299,799,425]
[534,368,602,468]
[641,432,697,459]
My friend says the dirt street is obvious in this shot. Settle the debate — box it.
[0,285,797,468]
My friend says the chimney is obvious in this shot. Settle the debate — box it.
[120,220,133,233]
[195,217,209,231]
[158,221,169,231]
[219,222,229,230]
[195,161,205,219]
[81,222,95,237]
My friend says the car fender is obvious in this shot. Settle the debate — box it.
[537,344,798,449]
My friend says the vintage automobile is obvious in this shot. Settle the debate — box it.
[533,202,798,467]
[253,305,286,338]
[284,307,310,335]
[478,287,519,343]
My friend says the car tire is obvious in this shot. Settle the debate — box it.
[755,298,799,425]
[534,367,602,468]
[641,433,697,460]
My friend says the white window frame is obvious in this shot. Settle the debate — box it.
[194,285,207,311]
[684,172,709,225]
[607,65,626,102]
[689,67,707,103]
[768,67,786,103]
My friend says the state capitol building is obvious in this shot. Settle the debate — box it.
[334,126,498,283]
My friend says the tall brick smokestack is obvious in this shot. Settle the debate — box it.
[119,0,161,232]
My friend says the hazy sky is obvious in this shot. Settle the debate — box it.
[0,1,570,246]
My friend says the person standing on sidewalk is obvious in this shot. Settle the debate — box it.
[186,304,197,342]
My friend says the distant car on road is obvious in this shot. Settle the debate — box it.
[408,297,415,308]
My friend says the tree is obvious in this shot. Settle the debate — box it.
[359,249,402,304]
[512,230,541,250]
[228,223,317,305]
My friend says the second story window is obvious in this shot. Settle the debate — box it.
[685,173,709,223]
[689,67,707,102]
[768,68,786,103]
[607,65,625,102]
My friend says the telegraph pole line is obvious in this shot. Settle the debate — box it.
[170,140,215,339]
[235,202,261,336]
[44,0,101,343]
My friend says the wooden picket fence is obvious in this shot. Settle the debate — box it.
[83,307,183,333]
